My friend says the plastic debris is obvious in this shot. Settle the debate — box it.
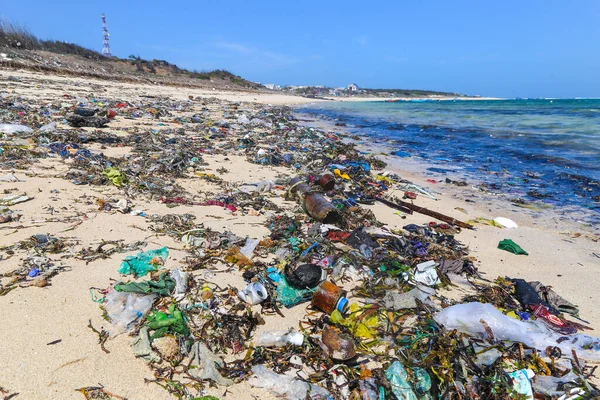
[498,238,529,255]
[118,247,169,277]
[248,364,329,399]
[104,290,156,335]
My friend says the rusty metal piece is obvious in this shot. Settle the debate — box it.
[322,325,356,360]
[289,177,340,223]
[318,173,335,191]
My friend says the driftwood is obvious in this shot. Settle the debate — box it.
[377,197,474,229]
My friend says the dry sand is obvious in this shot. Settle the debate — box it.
[0,69,598,399]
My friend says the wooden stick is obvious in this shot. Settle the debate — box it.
[377,197,474,229]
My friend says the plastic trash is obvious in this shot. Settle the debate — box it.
[382,284,436,310]
[104,290,156,335]
[321,325,356,360]
[238,281,268,305]
[0,124,33,135]
[285,263,323,289]
[385,361,418,400]
[237,114,250,124]
[359,366,379,400]
[474,347,502,367]
[170,269,188,299]
[0,194,33,206]
[102,167,126,187]
[188,342,233,386]
[508,369,534,400]
[118,247,169,277]
[146,303,189,337]
[113,273,175,296]
[0,173,19,182]
[131,326,161,362]
[276,273,316,308]
[312,281,348,314]
[494,217,518,229]
[532,371,580,397]
[256,330,304,347]
[238,180,274,194]
[39,122,56,133]
[413,260,441,286]
[248,364,329,400]
[498,239,528,255]
[529,281,579,317]
[239,238,261,258]
[434,302,600,361]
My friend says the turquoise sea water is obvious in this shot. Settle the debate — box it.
[298,99,600,223]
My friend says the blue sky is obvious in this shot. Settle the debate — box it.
[2,1,599,97]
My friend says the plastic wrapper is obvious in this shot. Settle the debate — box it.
[188,342,233,386]
[239,238,260,258]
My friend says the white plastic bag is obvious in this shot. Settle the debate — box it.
[0,124,33,135]
[434,302,600,361]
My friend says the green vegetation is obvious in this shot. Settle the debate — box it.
[0,18,257,88]
[0,19,104,59]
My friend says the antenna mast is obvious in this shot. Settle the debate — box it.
[101,14,111,57]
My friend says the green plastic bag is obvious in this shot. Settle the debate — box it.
[114,272,175,296]
[102,167,126,187]
[498,239,529,255]
[119,247,169,277]
[146,303,189,338]
[276,275,315,308]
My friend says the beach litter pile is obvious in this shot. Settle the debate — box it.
[0,75,599,400]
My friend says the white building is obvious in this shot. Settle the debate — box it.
[347,83,359,92]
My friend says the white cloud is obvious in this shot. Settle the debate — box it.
[210,41,298,68]
[212,41,253,55]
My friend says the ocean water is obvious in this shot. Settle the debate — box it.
[298,99,600,224]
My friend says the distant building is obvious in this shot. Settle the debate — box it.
[347,83,359,92]
[263,84,276,90]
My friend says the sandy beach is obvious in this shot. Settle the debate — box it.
[0,69,598,399]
